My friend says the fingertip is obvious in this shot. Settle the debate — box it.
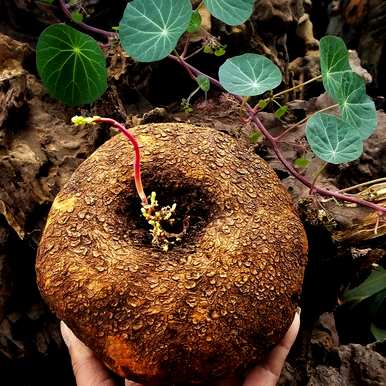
[125,380,143,386]
[282,309,301,350]
[61,322,116,386]
[244,310,302,386]
[60,321,74,349]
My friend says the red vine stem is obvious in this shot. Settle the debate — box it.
[94,117,148,205]
[58,0,116,40]
[169,54,386,215]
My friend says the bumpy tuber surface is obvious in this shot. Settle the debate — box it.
[36,123,308,385]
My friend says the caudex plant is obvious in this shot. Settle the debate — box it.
[35,1,386,383]
[35,0,386,226]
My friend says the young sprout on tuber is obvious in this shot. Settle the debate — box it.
[72,115,179,251]
[141,192,183,252]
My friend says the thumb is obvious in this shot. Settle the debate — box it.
[60,321,116,386]
[243,309,301,386]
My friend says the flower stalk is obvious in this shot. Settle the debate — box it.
[58,0,116,40]
[72,116,147,205]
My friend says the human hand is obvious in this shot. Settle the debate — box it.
[61,309,300,386]
[60,322,141,386]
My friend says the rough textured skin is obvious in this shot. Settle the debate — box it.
[36,123,308,385]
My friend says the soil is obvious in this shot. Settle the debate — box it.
[0,1,385,385]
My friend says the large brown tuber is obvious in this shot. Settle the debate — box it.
[36,123,308,385]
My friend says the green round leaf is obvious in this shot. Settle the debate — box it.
[294,158,310,168]
[306,113,363,164]
[218,53,282,96]
[71,10,84,23]
[335,71,377,139]
[320,36,351,75]
[274,105,288,119]
[257,99,268,109]
[203,45,213,54]
[187,10,202,33]
[204,0,254,26]
[214,47,226,56]
[36,24,107,106]
[249,131,261,144]
[320,35,351,100]
[119,0,192,63]
[196,75,210,92]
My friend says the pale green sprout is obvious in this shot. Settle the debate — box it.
[71,115,101,126]
[141,192,180,252]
